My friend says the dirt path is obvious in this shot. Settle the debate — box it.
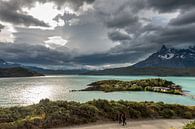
[52,119,193,129]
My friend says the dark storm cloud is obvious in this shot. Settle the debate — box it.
[46,0,95,10]
[108,31,131,41]
[73,52,142,65]
[73,41,156,66]
[0,43,72,65]
[96,2,139,29]
[7,0,95,10]
[106,13,138,28]
[0,23,4,32]
[156,23,195,44]
[169,9,195,26]
[146,0,195,12]
[53,12,77,23]
[0,0,95,27]
[1,0,195,69]
[0,0,49,27]
[94,0,195,65]
[0,10,49,27]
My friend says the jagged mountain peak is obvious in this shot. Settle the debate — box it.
[0,59,20,68]
[159,45,168,52]
[133,46,195,68]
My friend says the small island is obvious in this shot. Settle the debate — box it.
[78,78,183,95]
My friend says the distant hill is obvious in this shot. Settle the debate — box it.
[0,59,88,75]
[0,67,44,77]
[133,45,195,68]
[0,59,44,77]
[25,66,89,75]
[83,67,195,76]
[0,59,20,68]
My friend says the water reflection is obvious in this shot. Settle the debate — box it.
[20,85,53,105]
[0,75,195,107]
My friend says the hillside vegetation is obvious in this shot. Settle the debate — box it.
[0,99,195,129]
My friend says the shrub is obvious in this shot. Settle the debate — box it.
[161,109,176,118]
[183,121,195,129]
[183,111,193,119]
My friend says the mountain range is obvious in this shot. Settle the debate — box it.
[84,45,195,76]
[1,45,195,76]
[134,45,195,68]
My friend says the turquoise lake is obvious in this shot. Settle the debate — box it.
[0,75,195,107]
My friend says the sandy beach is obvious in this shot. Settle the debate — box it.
[53,119,193,129]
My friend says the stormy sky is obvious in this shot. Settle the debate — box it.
[0,0,195,69]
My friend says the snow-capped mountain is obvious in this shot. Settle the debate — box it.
[133,45,195,68]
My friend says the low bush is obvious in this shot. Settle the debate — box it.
[0,99,195,129]
[183,121,195,129]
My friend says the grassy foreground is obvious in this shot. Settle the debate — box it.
[183,121,195,129]
[0,99,195,129]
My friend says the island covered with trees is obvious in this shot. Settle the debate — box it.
[0,99,195,129]
[78,78,183,95]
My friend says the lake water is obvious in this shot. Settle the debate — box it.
[0,75,195,107]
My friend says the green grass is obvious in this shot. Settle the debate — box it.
[183,121,195,129]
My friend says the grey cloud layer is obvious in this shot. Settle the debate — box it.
[146,0,195,12]
[0,43,72,65]
[0,23,4,31]
[169,9,195,26]
[0,0,95,27]
[0,0,49,27]
[1,0,195,69]
[108,31,131,41]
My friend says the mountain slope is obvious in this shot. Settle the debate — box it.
[133,45,195,68]
[0,59,21,68]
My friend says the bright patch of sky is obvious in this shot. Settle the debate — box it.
[139,9,179,26]
[22,2,75,29]
[0,22,16,43]
[44,36,68,49]
[151,12,179,26]
[84,62,132,70]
